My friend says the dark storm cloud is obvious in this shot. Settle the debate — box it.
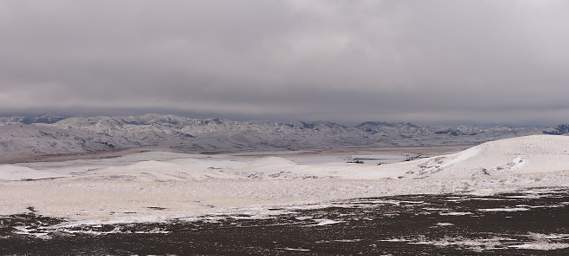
[1,0,568,123]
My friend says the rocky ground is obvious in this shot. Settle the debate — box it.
[2,187,568,255]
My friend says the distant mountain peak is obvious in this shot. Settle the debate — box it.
[0,114,546,162]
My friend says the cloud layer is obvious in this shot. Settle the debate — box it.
[1,0,568,123]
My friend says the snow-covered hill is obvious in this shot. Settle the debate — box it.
[389,135,569,179]
[1,135,568,224]
[0,114,542,162]
[1,135,567,181]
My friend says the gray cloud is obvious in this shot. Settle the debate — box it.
[0,0,568,124]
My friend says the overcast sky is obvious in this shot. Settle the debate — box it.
[1,0,568,124]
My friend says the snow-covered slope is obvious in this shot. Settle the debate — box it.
[1,135,568,223]
[0,114,542,162]
[394,135,569,178]
[7,134,559,182]
[0,164,64,181]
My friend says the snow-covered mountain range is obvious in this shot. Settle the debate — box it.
[0,114,545,161]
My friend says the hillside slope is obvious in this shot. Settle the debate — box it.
[392,135,569,179]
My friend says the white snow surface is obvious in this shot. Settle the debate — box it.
[1,135,569,224]
[0,164,65,181]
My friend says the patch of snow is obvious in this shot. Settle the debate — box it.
[439,212,473,216]
[333,239,363,242]
[12,226,52,240]
[434,222,455,227]
[409,236,509,251]
[312,219,343,226]
[509,242,569,251]
[478,208,530,212]
[526,232,569,240]
[379,238,412,242]
[423,208,451,211]
[278,247,311,252]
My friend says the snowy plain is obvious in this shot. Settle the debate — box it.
[1,134,569,226]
